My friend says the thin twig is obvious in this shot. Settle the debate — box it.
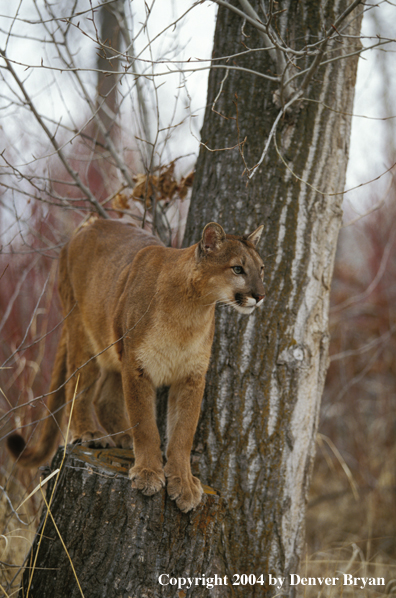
[0,486,28,526]
[0,50,109,219]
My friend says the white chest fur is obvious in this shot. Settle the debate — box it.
[137,320,211,387]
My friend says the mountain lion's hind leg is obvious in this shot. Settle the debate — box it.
[164,375,205,512]
[65,312,110,447]
[94,371,133,449]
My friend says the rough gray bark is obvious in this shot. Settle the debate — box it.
[184,1,363,595]
[20,446,225,598]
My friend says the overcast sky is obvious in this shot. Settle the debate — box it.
[1,1,395,220]
[344,3,396,211]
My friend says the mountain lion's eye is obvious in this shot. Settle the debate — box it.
[232,266,244,275]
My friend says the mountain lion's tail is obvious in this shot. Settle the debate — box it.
[7,328,67,468]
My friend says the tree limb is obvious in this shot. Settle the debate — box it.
[0,49,109,219]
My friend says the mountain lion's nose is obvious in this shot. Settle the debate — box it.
[253,293,265,303]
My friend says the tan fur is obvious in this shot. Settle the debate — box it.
[8,220,265,512]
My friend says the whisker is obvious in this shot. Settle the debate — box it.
[202,293,249,309]
[218,298,239,307]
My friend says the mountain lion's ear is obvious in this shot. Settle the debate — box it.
[247,225,264,247]
[201,222,226,253]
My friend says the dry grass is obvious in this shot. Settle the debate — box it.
[305,449,396,596]
[0,203,70,595]
[0,464,42,593]
[301,550,396,597]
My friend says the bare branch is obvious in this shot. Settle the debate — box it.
[297,0,363,96]
[0,50,109,219]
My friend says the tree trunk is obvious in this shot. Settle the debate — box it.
[96,1,122,141]
[20,446,225,598]
[184,1,363,594]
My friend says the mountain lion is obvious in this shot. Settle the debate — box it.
[8,219,265,512]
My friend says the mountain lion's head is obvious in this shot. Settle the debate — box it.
[196,222,265,315]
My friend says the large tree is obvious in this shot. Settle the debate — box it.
[183,0,363,592]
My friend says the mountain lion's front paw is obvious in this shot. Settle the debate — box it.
[129,465,165,496]
[72,430,112,448]
[164,465,203,513]
[114,433,133,449]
